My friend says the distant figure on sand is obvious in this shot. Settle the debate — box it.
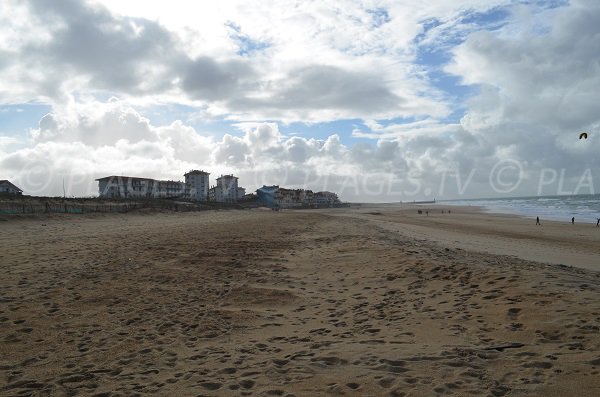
[572,217,575,225]
[426,211,429,216]
[536,216,541,225]
[597,218,600,227]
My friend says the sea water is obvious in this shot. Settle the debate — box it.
[445,194,600,224]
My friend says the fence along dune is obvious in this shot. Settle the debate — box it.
[0,197,239,215]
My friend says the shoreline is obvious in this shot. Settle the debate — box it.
[330,203,600,271]
[441,200,600,225]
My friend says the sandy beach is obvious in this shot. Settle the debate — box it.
[1,206,600,396]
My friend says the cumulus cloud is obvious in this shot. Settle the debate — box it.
[180,56,256,101]
[0,0,179,102]
[2,94,598,201]
[0,0,499,122]
[2,1,600,201]
[230,65,402,117]
[0,100,451,200]
[31,99,157,146]
[445,0,600,178]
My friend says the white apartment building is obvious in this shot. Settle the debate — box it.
[96,176,184,199]
[184,170,210,201]
[97,172,248,203]
[209,174,239,203]
[314,191,339,207]
[256,186,340,208]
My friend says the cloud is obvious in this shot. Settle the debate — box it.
[180,56,256,101]
[448,1,600,129]
[2,1,600,201]
[2,101,441,199]
[227,64,409,121]
[0,0,180,102]
[2,94,598,201]
[0,0,501,122]
[445,0,600,174]
[214,134,250,166]
[31,99,157,146]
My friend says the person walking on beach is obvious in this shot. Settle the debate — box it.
[597,218,600,227]
[572,217,575,225]
[536,216,541,225]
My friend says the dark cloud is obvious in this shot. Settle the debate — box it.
[230,64,404,115]
[4,0,415,120]
[450,2,600,132]
[25,0,178,95]
[180,56,256,101]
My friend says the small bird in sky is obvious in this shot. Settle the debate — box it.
[579,132,588,139]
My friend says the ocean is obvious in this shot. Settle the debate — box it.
[444,194,600,224]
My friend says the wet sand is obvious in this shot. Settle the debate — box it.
[337,204,600,271]
[1,207,600,396]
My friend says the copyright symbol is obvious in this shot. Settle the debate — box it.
[21,158,53,195]
[489,159,522,194]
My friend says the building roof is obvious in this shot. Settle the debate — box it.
[256,185,279,193]
[0,180,23,192]
[184,170,210,176]
[217,174,238,180]
[95,175,156,182]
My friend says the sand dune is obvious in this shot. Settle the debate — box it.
[1,208,600,396]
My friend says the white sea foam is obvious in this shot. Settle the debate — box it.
[445,194,600,224]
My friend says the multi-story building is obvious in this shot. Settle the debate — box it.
[96,176,184,199]
[256,185,279,207]
[236,187,246,201]
[96,172,248,203]
[0,180,23,195]
[256,185,341,209]
[184,170,210,201]
[314,191,340,207]
[156,180,186,198]
[278,188,305,208]
[209,174,239,203]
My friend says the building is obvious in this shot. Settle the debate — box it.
[314,191,340,207]
[184,170,210,201]
[236,187,246,200]
[209,174,239,203]
[156,180,186,198]
[256,185,340,209]
[96,172,247,202]
[0,180,23,195]
[256,185,280,207]
[96,176,184,199]
[278,188,306,208]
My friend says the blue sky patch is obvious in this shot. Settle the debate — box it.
[225,21,270,57]
[366,8,391,28]
[0,103,52,137]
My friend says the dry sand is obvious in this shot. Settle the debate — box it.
[1,206,600,396]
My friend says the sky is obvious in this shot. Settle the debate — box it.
[0,0,598,201]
